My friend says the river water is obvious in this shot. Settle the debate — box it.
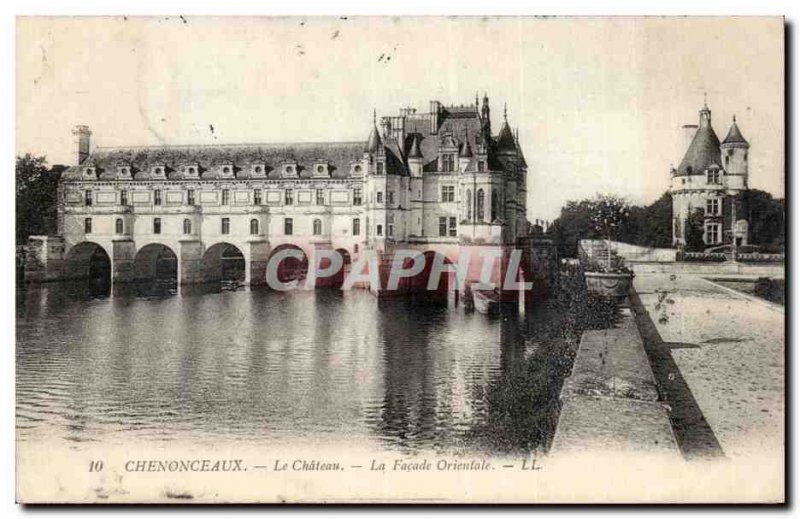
[16,278,606,455]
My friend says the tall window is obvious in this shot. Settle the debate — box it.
[115,218,124,234]
[441,185,455,202]
[250,218,259,235]
[376,192,383,204]
[439,217,447,237]
[153,217,161,234]
[154,189,162,206]
[316,189,325,205]
[84,190,93,207]
[705,222,721,244]
[491,189,499,221]
[353,218,360,236]
[376,162,384,175]
[285,189,294,205]
[221,217,230,235]
[387,215,394,238]
[706,198,720,216]
[284,218,293,235]
[478,160,485,172]
[449,217,457,237]
[707,169,721,184]
[465,189,472,220]
[376,224,383,236]
[353,187,363,206]
[187,189,196,206]
[84,217,92,234]
[477,189,485,221]
[183,218,192,235]
[313,219,322,235]
[387,191,395,204]
[254,189,262,205]
[120,190,128,206]
[222,189,230,205]
[441,154,455,172]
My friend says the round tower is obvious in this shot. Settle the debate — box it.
[720,115,750,190]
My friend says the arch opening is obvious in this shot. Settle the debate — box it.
[65,242,111,282]
[133,243,178,283]
[202,242,246,286]
[267,244,308,285]
[404,251,453,304]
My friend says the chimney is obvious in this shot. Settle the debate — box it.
[72,125,92,165]
[681,124,698,152]
[429,101,441,134]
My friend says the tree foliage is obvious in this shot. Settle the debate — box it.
[684,208,706,252]
[16,154,64,245]
[744,189,785,252]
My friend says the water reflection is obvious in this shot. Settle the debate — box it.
[16,275,610,453]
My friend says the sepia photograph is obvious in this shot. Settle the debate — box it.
[13,14,785,504]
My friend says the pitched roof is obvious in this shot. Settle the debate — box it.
[496,121,516,151]
[62,142,366,181]
[365,125,382,153]
[408,135,423,159]
[722,119,749,147]
[676,124,721,176]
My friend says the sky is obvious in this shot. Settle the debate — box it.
[16,16,784,220]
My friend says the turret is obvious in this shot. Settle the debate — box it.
[496,104,516,153]
[458,132,473,172]
[721,115,749,182]
[480,93,491,138]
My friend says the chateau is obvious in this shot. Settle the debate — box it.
[29,95,533,289]
[670,101,751,248]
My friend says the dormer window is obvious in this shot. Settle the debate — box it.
[707,169,721,184]
[219,164,235,178]
[252,164,266,177]
[376,162,384,175]
[152,165,166,178]
[84,166,96,177]
[282,163,298,178]
[313,163,330,177]
[117,165,131,178]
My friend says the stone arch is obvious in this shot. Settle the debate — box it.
[133,243,178,282]
[267,244,309,285]
[202,242,246,284]
[65,241,111,281]
[405,250,453,303]
[327,248,352,289]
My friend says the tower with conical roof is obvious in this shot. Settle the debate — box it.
[670,100,751,248]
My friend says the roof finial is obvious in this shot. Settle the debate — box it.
[372,109,376,125]
[733,114,737,123]
[475,92,479,107]
[703,91,708,109]
[504,103,508,121]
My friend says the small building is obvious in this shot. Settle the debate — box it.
[670,101,750,248]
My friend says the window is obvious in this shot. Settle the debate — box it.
[120,190,128,206]
[491,189,499,221]
[376,224,383,236]
[115,218,124,234]
[387,191,394,204]
[439,217,447,237]
[284,218,293,235]
[449,217,457,237]
[478,161,485,172]
[441,185,455,202]
[285,189,293,205]
[84,190,93,207]
[387,215,394,237]
[376,192,383,204]
[465,189,472,220]
[154,189,162,206]
[477,189,485,221]
[313,219,322,235]
[222,189,230,205]
[153,218,161,234]
[221,217,230,235]
[705,223,721,244]
[316,189,325,205]
[84,218,92,234]
[706,198,720,216]
[250,218,259,235]
[353,187,363,205]
[353,218,360,236]
[441,154,455,172]
[376,162,384,175]
[254,189,262,205]
[187,189,196,206]
[183,218,192,235]
[707,170,721,184]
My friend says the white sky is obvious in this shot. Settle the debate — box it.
[16,16,784,220]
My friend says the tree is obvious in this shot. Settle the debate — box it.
[684,208,706,252]
[586,195,631,270]
[16,154,64,245]
[744,189,785,252]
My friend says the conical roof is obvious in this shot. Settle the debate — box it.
[364,124,382,153]
[496,121,516,151]
[676,123,721,175]
[722,118,749,147]
[408,135,423,159]
[459,137,473,158]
